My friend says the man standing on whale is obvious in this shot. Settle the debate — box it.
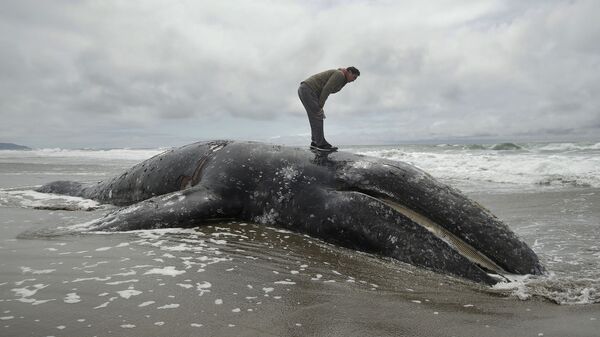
[298,66,360,151]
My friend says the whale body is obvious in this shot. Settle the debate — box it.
[37,140,544,284]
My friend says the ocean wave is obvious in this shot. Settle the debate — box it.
[432,143,522,151]
[458,143,525,151]
[490,143,522,150]
[429,141,600,152]
[355,148,600,191]
[0,188,102,211]
[465,144,488,150]
[535,175,594,188]
[0,148,166,161]
[493,274,600,305]
[535,142,600,152]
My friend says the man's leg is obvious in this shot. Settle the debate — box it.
[298,84,326,146]
[308,113,326,146]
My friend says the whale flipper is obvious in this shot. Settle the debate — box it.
[84,187,237,232]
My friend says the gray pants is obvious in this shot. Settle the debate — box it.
[298,83,327,146]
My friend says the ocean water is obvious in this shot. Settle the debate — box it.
[1,142,599,336]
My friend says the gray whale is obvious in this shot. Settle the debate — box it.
[37,140,544,284]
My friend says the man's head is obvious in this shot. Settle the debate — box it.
[345,66,360,82]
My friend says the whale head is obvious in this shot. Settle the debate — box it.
[331,155,544,282]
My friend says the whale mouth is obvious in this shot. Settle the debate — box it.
[381,198,508,275]
[356,192,508,276]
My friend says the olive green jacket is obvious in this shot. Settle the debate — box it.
[302,69,348,108]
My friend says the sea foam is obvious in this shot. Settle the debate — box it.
[353,143,600,191]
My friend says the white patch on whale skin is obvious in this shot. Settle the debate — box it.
[254,208,279,225]
[278,166,300,181]
[351,161,374,169]
[160,192,184,202]
[209,143,226,152]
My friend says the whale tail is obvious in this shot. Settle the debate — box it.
[36,181,86,197]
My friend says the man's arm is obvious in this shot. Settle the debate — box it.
[318,71,346,108]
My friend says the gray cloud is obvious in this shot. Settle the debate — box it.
[0,0,599,148]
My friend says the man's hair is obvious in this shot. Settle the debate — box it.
[347,66,360,76]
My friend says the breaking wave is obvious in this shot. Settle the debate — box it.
[351,142,600,191]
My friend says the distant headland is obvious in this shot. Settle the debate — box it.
[0,143,31,150]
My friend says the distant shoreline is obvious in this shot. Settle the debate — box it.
[0,143,31,150]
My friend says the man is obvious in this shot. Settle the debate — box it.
[298,66,360,151]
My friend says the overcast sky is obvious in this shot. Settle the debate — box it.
[1,0,599,148]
